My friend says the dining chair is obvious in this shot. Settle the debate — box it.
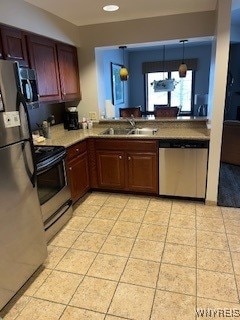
[119,107,142,118]
[154,104,169,109]
[154,106,179,118]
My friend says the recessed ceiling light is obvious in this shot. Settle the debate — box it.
[103,5,119,12]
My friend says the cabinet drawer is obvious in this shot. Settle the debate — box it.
[67,140,87,161]
[95,139,157,152]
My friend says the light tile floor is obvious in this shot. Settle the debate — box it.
[1,192,240,319]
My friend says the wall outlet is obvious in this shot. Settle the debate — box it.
[89,112,97,120]
[3,111,20,128]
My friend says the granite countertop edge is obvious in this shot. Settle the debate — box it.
[34,123,210,148]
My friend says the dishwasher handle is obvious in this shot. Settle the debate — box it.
[159,139,209,149]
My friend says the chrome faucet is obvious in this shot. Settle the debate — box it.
[127,114,136,128]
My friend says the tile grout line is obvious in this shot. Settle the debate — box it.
[32,192,112,320]
[60,192,134,319]
[149,199,173,320]
[220,206,240,304]
[103,196,152,320]
[34,192,109,320]
[195,203,198,320]
[62,192,125,316]
[0,194,162,318]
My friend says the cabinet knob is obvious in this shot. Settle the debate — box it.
[128,156,131,160]
[76,148,79,152]
[69,167,72,170]
[119,155,122,159]
[7,54,11,58]
[0,53,2,58]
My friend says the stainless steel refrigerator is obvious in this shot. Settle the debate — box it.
[0,60,47,310]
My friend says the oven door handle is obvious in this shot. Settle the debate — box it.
[36,151,66,175]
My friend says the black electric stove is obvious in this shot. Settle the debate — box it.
[34,145,66,173]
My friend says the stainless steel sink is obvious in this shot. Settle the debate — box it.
[129,128,158,136]
[101,128,132,135]
[100,127,158,136]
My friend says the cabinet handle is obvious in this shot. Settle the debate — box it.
[0,53,2,58]
[119,155,122,159]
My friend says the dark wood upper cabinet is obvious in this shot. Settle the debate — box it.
[1,26,28,67]
[0,23,81,103]
[27,34,62,102]
[57,43,81,101]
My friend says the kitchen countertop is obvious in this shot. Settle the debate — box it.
[34,118,210,148]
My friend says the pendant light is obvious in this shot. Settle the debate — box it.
[152,45,177,92]
[119,46,129,81]
[178,40,188,78]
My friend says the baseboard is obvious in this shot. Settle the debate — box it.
[205,200,217,206]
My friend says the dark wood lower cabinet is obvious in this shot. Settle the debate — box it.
[95,139,158,194]
[96,150,125,189]
[127,152,157,193]
[66,141,90,203]
[66,138,158,199]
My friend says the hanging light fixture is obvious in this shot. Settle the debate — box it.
[178,40,188,78]
[151,45,177,92]
[119,46,129,81]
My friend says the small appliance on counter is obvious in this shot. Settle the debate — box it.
[64,107,79,130]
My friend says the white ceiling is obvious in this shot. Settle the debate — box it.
[24,0,218,27]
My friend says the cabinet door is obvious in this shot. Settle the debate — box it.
[1,26,28,66]
[67,151,90,203]
[127,152,158,193]
[57,43,81,101]
[27,34,61,102]
[96,150,125,189]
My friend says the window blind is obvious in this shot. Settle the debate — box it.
[142,59,198,74]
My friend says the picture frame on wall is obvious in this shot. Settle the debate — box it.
[111,62,124,105]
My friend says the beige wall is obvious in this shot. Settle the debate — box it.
[78,12,215,47]
[0,0,79,45]
[206,0,231,204]
[77,11,216,119]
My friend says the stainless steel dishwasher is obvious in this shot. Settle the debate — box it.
[159,140,209,199]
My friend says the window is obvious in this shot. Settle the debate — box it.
[146,70,194,114]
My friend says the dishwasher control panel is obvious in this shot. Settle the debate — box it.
[159,139,209,149]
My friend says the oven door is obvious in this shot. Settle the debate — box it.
[37,158,71,223]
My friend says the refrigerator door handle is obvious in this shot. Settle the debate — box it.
[17,91,37,188]
[21,140,36,188]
